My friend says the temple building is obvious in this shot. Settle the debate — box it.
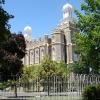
[22,2,79,66]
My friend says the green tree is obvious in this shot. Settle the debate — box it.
[70,59,90,74]
[0,0,26,76]
[74,0,100,74]
[21,65,36,83]
[36,55,69,95]
[55,61,70,75]
[21,56,70,94]
[20,65,36,92]
[0,0,13,45]
[36,55,67,77]
[0,0,26,97]
[0,0,13,68]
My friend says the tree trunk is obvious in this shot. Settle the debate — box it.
[15,84,17,97]
[47,79,50,96]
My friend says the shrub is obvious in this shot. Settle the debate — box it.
[82,85,100,100]
[95,85,100,99]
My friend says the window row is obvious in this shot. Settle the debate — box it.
[25,49,44,65]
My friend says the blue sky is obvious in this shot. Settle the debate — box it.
[2,0,84,40]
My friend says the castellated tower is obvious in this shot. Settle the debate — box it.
[51,2,79,64]
[22,2,79,66]
[55,22,79,64]
[51,29,65,62]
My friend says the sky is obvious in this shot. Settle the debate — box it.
[2,0,84,40]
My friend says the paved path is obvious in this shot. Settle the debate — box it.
[0,92,81,99]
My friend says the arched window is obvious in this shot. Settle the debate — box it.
[31,52,34,64]
[41,49,44,59]
[61,46,65,61]
[52,47,55,61]
[36,51,38,61]
[35,50,39,64]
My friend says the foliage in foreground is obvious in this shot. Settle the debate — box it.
[21,65,36,83]
[73,0,100,74]
[82,85,100,100]
[35,54,69,77]
[21,55,70,95]
[0,80,15,89]
[0,0,26,76]
[21,55,70,81]
[70,59,90,74]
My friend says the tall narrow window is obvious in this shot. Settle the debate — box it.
[74,53,78,61]
[36,51,38,63]
[31,52,34,64]
[36,51,38,57]
[52,47,55,61]
[41,49,44,59]
[62,46,65,61]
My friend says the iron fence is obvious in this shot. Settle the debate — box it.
[0,73,100,100]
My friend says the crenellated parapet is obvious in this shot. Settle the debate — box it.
[52,29,62,34]
[25,34,50,50]
[33,38,36,42]
[26,40,32,50]
[39,36,41,41]
[58,22,69,30]
[58,21,79,30]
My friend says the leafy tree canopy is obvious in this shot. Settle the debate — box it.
[35,55,69,77]
[0,0,14,45]
[74,0,100,73]
[0,0,26,76]
[70,59,90,74]
[21,65,36,83]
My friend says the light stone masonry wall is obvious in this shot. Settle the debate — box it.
[23,21,79,66]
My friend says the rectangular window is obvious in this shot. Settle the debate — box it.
[74,53,78,61]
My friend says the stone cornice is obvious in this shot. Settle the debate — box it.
[28,45,47,50]
[51,29,62,34]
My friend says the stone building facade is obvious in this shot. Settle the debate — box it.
[22,2,79,66]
